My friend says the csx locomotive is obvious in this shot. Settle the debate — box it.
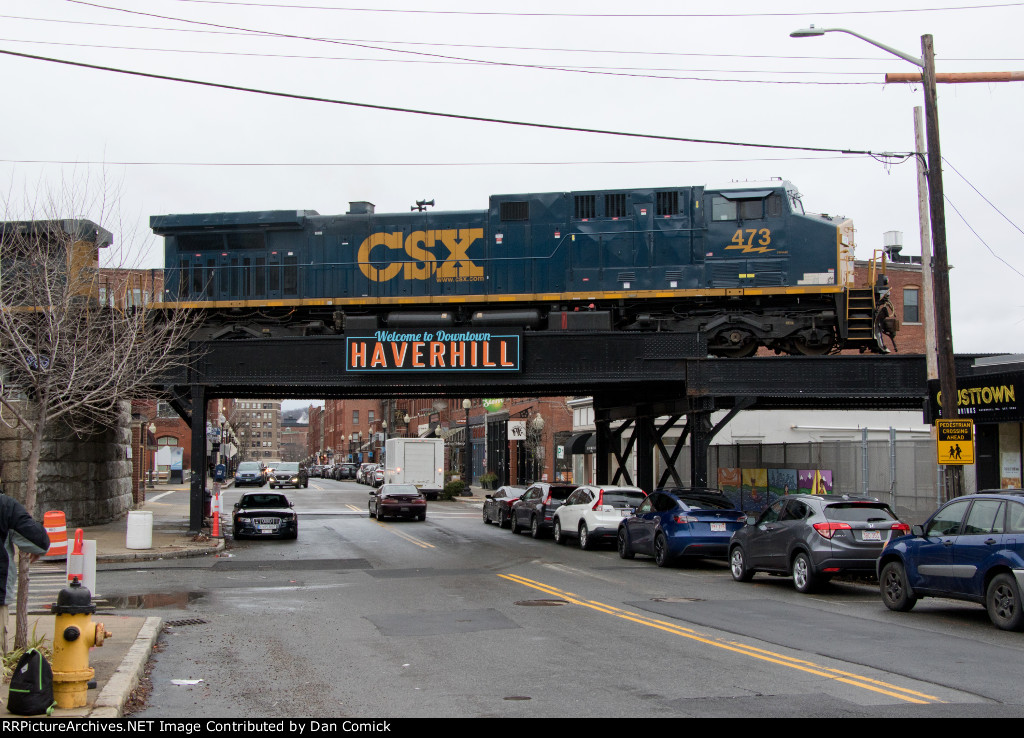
[151,180,898,356]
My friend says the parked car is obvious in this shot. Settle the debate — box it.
[371,467,385,487]
[509,483,578,538]
[369,483,427,521]
[357,463,378,484]
[729,494,909,593]
[483,486,526,528]
[232,492,298,539]
[553,485,648,549]
[618,487,746,566]
[337,463,358,480]
[268,462,308,489]
[233,461,266,487]
[878,490,1024,630]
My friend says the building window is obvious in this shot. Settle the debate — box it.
[157,437,178,446]
[353,410,359,425]
[368,410,375,424]
[904,287,920,323]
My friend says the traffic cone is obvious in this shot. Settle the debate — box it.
[66,529,85,585]
[211,493,220,538]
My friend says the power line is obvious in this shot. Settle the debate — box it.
[0,38,887,77]
[0,47,915,158]
[54,2,886,85]
[943,157,1024,239]
[944,195,1024,280]
[8,13,1021,64]
[0,155,855,167]
[155,0,1024,18]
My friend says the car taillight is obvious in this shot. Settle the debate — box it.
[673,514,699,525]
[543,493,552,505]
[812,521,852,539]
[891,522,911,534]
[591,489,605,511]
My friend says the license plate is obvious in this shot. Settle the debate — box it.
[711,522,726,532]
[400,507,410,512]
[862,530,881,541]
[257,525,278,532]
[620,509,632,517]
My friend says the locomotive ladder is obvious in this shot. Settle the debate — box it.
[843,249,888,351]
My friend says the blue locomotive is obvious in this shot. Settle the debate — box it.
[151,180,897,356]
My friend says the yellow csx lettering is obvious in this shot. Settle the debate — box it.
[357,228,484,282]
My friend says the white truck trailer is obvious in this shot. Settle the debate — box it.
[384,437,445,500]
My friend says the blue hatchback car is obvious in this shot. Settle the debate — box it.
[878,491,1024,630]
[618,487,746,566]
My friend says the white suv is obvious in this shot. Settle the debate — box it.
[553,485,647,550]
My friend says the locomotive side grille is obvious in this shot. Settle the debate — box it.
[500,201,530,221]
[605,193,627,218]
[656,191,679,216]
[574,195,596,220]
[617,272,636,282]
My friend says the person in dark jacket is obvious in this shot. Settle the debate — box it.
[1,474,50,653]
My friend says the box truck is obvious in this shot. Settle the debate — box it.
[385,437,445,500]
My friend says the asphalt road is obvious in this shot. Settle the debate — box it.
[93,479,1024,718]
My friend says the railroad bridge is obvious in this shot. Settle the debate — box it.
[166,331,953,532]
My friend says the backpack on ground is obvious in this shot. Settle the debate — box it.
[7,648,56,715]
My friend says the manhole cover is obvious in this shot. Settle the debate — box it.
[514,599,568,607]
[164,618,209,627]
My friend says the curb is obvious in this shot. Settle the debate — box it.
[97,538,225,564]
[90,616,163,718]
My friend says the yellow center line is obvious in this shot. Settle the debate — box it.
[374,519,435,549]
[345,504,361,512]
[499,574,940,705]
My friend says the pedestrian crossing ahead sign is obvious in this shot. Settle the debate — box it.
[936,419,975,465]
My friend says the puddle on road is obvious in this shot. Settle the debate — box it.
[100,591,205,610]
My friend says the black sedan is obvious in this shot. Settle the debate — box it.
[232,492,298,540]
[369,484,427,521]
[483,486,526,528]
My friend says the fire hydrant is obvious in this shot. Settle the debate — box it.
[50,578,112,709]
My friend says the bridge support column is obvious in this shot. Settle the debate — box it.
[688,410,713,488]
[636,415,655,493]
[595,417,611,485]
[189,384,207,534]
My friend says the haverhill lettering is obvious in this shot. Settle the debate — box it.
[347,333,520,372]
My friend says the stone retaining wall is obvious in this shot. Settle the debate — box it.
[0,402,133,526]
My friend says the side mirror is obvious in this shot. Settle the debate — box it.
[912,524,925,537]
[746,515,757,526]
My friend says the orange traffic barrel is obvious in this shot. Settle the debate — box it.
[43,510,68,560]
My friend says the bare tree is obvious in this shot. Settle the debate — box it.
[0,182,200,650]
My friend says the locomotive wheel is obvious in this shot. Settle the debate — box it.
[792,338,832,356]
[712,342,758,358]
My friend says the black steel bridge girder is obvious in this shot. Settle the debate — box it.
[177,333,937,406]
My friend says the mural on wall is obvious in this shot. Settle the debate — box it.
[768,468,798,497]
[717,466,833,511]
[741,468,769,512]
[799,469,833,495]
[718,467,741,495]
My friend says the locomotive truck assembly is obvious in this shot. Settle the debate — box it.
[150,179,898,357]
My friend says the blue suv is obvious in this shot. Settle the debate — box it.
[878,491,1024,630]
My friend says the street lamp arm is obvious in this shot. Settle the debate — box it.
[790,27,923,67]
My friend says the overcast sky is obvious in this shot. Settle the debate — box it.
[3,0,1022,359]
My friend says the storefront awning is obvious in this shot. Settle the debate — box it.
[565,431,595,455]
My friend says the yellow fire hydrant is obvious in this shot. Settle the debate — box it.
[50,578,112,709]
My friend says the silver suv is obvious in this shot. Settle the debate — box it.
[728,494,909,593]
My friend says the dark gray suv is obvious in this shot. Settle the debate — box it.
[728,494,909,593]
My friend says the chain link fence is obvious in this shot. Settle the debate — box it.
[650,439,969,524]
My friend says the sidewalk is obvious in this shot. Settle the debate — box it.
[3,481,487,718]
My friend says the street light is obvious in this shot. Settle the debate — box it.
[147,422,156,488]
[462,399,472,489]
[791,26,961,499]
